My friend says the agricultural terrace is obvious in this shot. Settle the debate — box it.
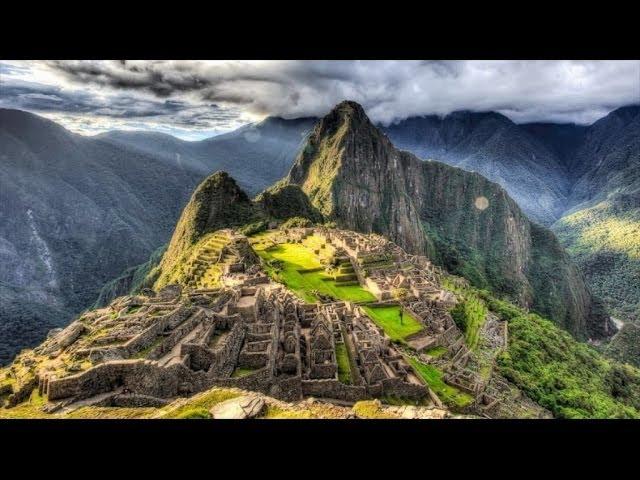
[250,233,376,303]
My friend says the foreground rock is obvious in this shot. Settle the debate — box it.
[210,395,265,419]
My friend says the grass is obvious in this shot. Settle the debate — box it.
[406,357,474,409]
[262,405,314,419]
[425,346,448,358]
[451,295,488,350]
[255,242,375,303]
[65,407,158,419]
[352,400,397,419]
[173,408,211,419]
[0,388,47,419]
[362,305,423,342]
[231,366,258,378]
[335,343,352,384]
[157,388,241,419]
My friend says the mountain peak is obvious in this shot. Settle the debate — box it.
[154,171,255,288]
[326,100,370,126]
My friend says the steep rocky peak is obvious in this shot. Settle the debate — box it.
[285,100,611,340]
[313,100,379,140]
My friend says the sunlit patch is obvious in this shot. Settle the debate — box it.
[243,128,261,143]
[474,196,489,211]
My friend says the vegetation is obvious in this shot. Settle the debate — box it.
[157,388,241,419]
[154,172,260,290]
[335,343,352,384]
[255,242,375,303]
[280,216,314,229]
[174,408,211,419]
[255,181,323,223]
[450,294,488,350]
[231,366,258,378]
[605,322,640,368]
[94,246,166,308]
[362,305,422,342]
[554,200,640,323]
[238,220,268,237]
[444,275,640,418]
[352,400,397,419]
[263,405,313,419]
[424,346,447,358]
[406,357,474,409]
[64,407,158,419]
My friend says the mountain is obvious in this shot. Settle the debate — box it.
[286,101,611,340]
[0,108,207,364]
[382,111,571,225]
[150,171,321,290]
[551,106,640,353]
[3,167,640,419]
[0,109,314,365]
[100,116,316,196]
[2,104,637,364]
[381,106,640,346]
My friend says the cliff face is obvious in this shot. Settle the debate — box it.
[287,101,611,339]
[383,111,571,225]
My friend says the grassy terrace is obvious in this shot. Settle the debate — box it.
[335,343,352,384]
[231,366,259,378]
[362,305,423,342]
[425,346,447,358]
[253,239,375,303]
[406,357,474,409]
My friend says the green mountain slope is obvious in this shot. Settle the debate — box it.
[286,101,611,340]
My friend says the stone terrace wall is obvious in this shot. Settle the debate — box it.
[47,360,206,401]
[381,377,428,400]
[123,305,195,356]
[301,379,368,402]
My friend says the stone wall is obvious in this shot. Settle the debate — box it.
[301,379,368,402]
[148,310,204,361]
[380,377,428,400]
[47,360,204,401]
[123,305,195,356]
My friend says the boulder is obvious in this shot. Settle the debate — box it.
[209,395,266,419]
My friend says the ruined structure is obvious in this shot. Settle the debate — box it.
[0,227,549,418]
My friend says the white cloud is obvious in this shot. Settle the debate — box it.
[1,60,638,138]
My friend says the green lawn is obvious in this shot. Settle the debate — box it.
[256,243,376,303]
[406,357,474,409]
[231,366,259,378]
[362,305,423,342]
[335,343,352,384]
[425,346,448,358]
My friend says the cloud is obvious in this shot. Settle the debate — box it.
[2,60,639,138]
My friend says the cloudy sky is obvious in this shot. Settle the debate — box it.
[1,60,638,140]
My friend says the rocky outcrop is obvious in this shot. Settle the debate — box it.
[286,101,611,339]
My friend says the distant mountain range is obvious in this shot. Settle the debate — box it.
[0,104,638,365]
[0,109,313,364]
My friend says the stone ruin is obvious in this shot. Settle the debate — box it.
[1,226,527,418]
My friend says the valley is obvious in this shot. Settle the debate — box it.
[3,160,640,419]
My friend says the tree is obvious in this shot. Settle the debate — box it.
[392,288,409,325]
